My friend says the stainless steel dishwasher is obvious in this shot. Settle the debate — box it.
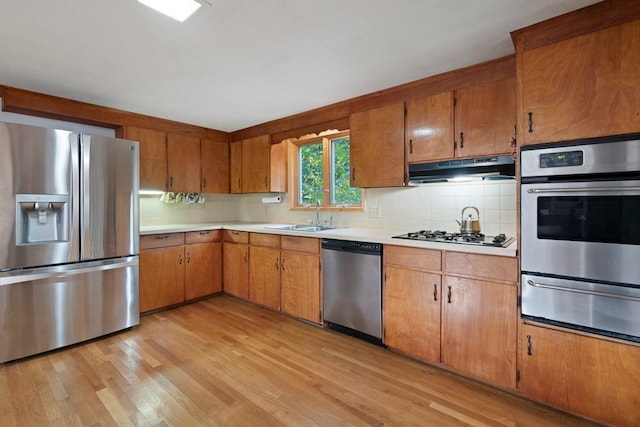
[322,239,383,345]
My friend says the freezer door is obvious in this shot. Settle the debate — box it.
[0,257,139,363]
[0,122,79,270]
[81,134,139,260]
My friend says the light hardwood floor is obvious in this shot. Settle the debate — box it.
[0,296,599,426]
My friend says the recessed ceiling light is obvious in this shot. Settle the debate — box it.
[138,0,202,22]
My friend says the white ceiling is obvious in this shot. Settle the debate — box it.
[0,0,600,132]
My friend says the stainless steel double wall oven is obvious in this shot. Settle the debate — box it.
[520,135,640,342]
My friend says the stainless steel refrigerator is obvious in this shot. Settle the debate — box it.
[0,121,140,363]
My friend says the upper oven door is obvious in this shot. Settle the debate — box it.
[521,180,640,285]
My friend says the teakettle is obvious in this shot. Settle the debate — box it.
[456,206,481,234]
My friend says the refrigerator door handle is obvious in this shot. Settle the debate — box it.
[0,257,138,287]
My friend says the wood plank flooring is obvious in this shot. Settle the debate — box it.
[0,296,599,426]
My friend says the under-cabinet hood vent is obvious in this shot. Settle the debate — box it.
[408,155,515,185]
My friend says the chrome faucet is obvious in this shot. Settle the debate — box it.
[315,200,321,226]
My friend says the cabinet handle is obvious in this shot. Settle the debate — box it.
[237,178,241,189]
[409,139,413,154]
[433,284,438,301]
[202,178,207,189]
[187,253,191,263]
[351,168,356,181]
[199,231,210,236]
[281,258,285,270]
[243,252,248,263]
[154,235,169,240]
[447,286,452,304]
[528,112,534,133]
[169,176,173,188]
[178,254,183,264]
[526,334,532,355]
[264,177,268,187]
[459,132,464,148]
[275,258,279,269]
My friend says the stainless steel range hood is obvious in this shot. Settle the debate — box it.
[408,155,515,185]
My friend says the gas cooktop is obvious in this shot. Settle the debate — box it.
[392,230,515,248]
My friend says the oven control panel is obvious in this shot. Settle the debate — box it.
[540,150,583,168]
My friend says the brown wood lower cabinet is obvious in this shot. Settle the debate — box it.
[520,323,640,427]
[280,236,321,324]
[249,233,282,311]
[140,231,222,313]
[383,245,518,389]
[222,230,249,299]
[140,233,186,313]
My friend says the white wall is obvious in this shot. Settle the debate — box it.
[140,180,517,237]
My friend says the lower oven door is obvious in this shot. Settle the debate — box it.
[521,273,640,340]
[521,180,640,284]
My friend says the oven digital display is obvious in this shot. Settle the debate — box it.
[540,150,583,168]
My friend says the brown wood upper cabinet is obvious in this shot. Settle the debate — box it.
[521,20,640,145]
[201,138,230,193]
[406,78,516,163]
[230,135,287,193]
[167,133,201,193]
[122,126,167,191]
[349,103,406,187]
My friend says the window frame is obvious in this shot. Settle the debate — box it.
[288,130,363,212]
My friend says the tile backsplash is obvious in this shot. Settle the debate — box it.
[140,180,517,237]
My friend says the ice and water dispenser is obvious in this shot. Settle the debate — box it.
[15,194,70,244]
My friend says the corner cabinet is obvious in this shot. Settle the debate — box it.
[201,138,230,193]
[349,103,405,187]
[230,135,287,193]
[520,323,640,427]
[521,20,640,145]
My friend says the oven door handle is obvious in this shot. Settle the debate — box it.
[527,186,640,194]
[527,279,640,302]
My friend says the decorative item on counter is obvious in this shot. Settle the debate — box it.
[161,192,204,204]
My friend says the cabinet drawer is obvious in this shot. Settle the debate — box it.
[186,229,220,244]
[250,232,280,248]
[281,236,319,254]
[222,230,249,244]
[140,233,185,250]
[444,252,517,283]
[384,245,441,271]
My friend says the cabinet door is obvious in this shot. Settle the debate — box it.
[281,251,321,323]
[249,246,281,310]
[124,126,166,191]
[521,324,640,427]
[201,138,229,193]
[350,103,405,187]
[442,276,517,388]
[185,242,222,300]
[522,20,640,145]
[242,135,271,193]
[167,134,201,192]
[406,92,454,162]
[384,267,441,363]
[139,246,185,313]
[455,78,515,158]
[223,242,249,299]
[230,140,243,194]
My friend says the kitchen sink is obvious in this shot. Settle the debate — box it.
[264,224,337,232]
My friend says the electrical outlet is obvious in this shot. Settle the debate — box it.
[367,206,381,218]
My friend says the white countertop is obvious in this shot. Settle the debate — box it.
[140,222,518,257]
